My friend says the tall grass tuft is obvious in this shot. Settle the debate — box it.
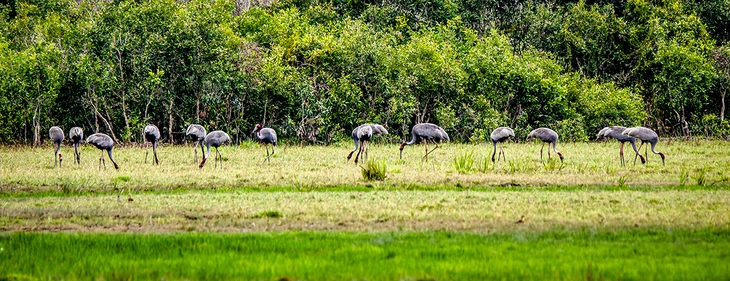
[679,168,689,186]
[361,158,387,181]
[453,151,475,174]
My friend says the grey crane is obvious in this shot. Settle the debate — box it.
[347,123,389,164]
[185,124,207,163]
[399,123,450,162]
[144,124,161,165]
[49,126,64,168]
[69,127,83,165]
[199,130,231,169]
[86,133,119,169]
[526,127,563,162]
[253,124,277,163]
[621,126,665,165]
[490,127,515,162]
[596,126,646,166]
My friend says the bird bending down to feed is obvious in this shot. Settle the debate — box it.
[347,123,388,164]
[69,127,83,164]
[596,126,645,166]
[199,130,231,169]
[526,127,563,162]
[252,124,277,163]
[49,126,64,168]
[621,126,665,165]
[86,133,119,169]
[490,127,514,162]
[399,123,449,162]
[185,124,206,163]
[144,124,161,165]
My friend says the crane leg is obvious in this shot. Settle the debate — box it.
[263,144,272,163]
[354,141,364,164]
[364,141,369,161]
[153,142,159,165]
[217,148,223,168]
[634,142,645,165]
[75,144,80,165]
[422,139,429,162]
[423,141,440,161]
[99,151,105,170]
[500,142,506,162]
[540,143,545,162]
[194,142,198,163]
[620,142,625,167]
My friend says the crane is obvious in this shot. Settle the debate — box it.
[69,127,83,165]
[185,124,207,163]
[621,126,665,165]
[144,124,160,165]
[252,124,277,163]
[347,123,388,164]
[199,130,231,169]
[526,127,563,162]
[490,127,514,162]
[399,123,449,162]
[49,126,64,168]
[596,126,645,166]
[86,133,119,169]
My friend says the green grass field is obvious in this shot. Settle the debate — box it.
[1,141,729,280]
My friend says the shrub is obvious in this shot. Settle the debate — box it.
[361,158,387,181]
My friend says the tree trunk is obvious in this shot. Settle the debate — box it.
[721,91,726,122]
[168,96,174,143]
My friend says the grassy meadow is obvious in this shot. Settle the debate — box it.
[1,139,729,196]
[1,140,730,280]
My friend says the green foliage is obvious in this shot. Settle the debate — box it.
[452,150,475,174]
[1,0,728,143]
[361,158,387,181]
[251,210,282,218]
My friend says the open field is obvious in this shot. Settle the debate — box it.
[2,230,730,281]
[1,140,729,196]
[1,141,730,280]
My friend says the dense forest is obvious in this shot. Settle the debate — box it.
[0,0,729,145]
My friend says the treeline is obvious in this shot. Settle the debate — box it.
[0,0,728,145]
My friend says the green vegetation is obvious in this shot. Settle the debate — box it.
[1,0,729,146]
[360,157,387,181]
[2,142,729,197]
[1,231,729,280]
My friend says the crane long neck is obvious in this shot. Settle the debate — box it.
[205,143,212,159]
[107,149,119,169]
[650,140,661,154]
[405,132,419,145]
[352,135,360,152]
[628,139,640,154]
[55,142,61,155]
[552,141,560,154]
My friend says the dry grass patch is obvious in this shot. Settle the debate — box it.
[1,190,728,233]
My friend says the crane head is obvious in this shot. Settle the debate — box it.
[199,157,207,169]
[113,162,119,169]
[399,142,407,159]
[346,151,354,161]
[557,152,564,162]
[252,124,262,134]
[59,153,62,166]
[639,154,646,164]
[658,152,665,166]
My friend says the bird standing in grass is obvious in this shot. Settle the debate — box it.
[49,126,64,168]
[252,124,277,163]
[69,127,83,165]
[144,124,160,165]
[186,124,207,163]
[86,133,119,170]
[199,130,231,169]
[596,126,645,166]
[347,123,388,164]
[399,123,449,162]
[621,126,665,165]
[490,127,514,162]
[526,127,563,162]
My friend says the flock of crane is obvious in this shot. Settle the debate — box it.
[46,122,666,170]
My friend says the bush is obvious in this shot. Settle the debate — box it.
[361,158,387,181]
